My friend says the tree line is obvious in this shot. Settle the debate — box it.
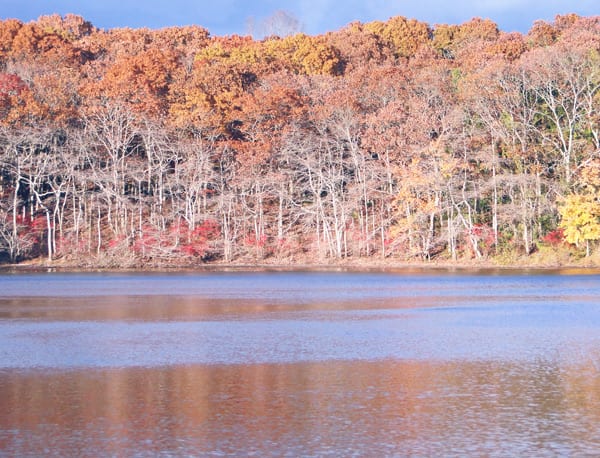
[0,13,599,266]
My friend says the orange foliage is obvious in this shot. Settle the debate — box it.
[0,19,23,57]
[433,18,499,59]
[527,14,593,47]
[325,22,389,71]
[486,32,528,62]
[0,72,46,126]
[86,48,180,116]
[169,58,249,130]
[8,22,81,66]
[31,69,81,124]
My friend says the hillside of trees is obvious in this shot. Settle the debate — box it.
[0,13,599,267]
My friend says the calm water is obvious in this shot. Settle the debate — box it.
[0,269,599,456]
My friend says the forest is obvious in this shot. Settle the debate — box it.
[0,13,599,267]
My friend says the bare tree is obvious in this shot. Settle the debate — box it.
[247,10,303,39]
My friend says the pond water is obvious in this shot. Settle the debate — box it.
[0,269,599,456]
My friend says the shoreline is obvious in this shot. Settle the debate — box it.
[2,256,600,274]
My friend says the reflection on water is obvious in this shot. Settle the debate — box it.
[1,361,599,457]
[0,270,599,456]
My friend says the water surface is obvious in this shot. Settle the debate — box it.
[1,270,599,456]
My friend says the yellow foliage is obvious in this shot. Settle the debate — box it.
[169,87,212,123]
[432,18,499,56]
[195,43,229,62]
[194,34,341,76]
[558,194,600,247]
[293,40,341,75]
[262,34,342,75]
[364,16,431,58]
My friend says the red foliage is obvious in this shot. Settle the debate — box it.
[191,219,220,239]
[132,220,221,259]
[180,220,221,257]
[108,235,126,249]
[132,225,162,254]
[0,73,27,97]
[28,215,48,232]
[244,233,267,248]
[541,228,565,247]
[0,73,27,118]
[466,223,497,256]
[55,235,90,256]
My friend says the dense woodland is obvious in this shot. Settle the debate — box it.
[0,13,599,266]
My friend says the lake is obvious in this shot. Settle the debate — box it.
[0,269,599,456]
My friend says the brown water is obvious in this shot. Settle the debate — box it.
[1,270,599,456]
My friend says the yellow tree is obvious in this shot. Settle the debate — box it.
[262,34,343,76]
[364,16,430,59]
[559,162,600,256]
[559,194,600,256]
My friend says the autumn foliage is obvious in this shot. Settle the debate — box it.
[1,13,600,265]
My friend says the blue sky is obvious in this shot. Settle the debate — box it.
[1,1,598,36]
